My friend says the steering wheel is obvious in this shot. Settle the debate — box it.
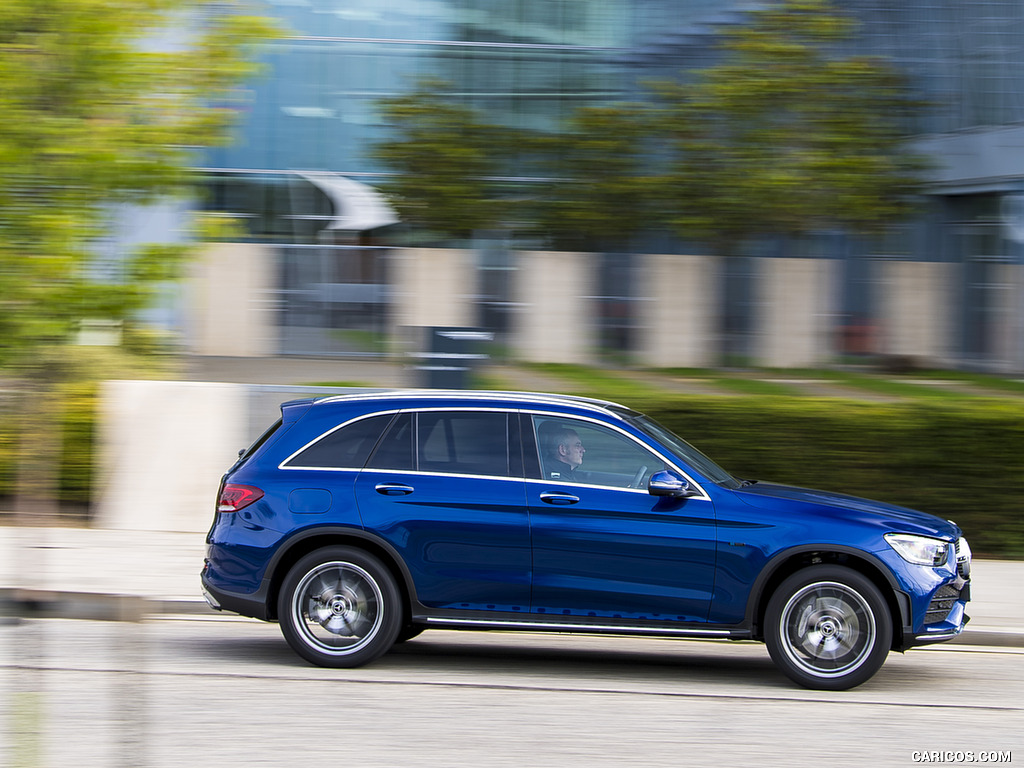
[629,465,648,489]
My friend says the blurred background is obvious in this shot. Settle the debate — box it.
[1,0,1022,552]
[2,2,1024,765]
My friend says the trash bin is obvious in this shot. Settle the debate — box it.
[414,327,492,389]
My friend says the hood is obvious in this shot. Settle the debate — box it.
[735,482,960,540]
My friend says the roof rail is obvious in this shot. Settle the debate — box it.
[311,388,625,413]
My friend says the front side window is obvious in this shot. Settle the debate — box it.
[532,415,663,489]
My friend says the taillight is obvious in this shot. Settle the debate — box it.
[218,484,264,513]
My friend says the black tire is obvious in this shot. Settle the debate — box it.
[764,565,892,690]
[278,546,401,668]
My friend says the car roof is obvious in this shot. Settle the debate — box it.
[304,389,630,418]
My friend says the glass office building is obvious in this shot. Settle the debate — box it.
[200,0,1024,368]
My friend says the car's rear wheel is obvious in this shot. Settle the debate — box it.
[765,565,892,690]
[278,546,401,668]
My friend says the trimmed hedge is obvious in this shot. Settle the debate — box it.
[2,385,1022,558]
[631,396,1024,559]
[0,382,97,508]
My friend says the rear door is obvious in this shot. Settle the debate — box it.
[354,409,531,613]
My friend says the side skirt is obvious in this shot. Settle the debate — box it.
[419,615,751,641]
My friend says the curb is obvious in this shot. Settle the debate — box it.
[3,588,1022,648]
[0,588,214,623]
[948,627,1024,649]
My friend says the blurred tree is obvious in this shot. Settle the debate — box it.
[0,0,279,518]
[655,0,926,248]
[371,78,516,242]
[651,0,927,360]
[530,104,664,251]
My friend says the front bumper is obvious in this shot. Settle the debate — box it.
[903,574,971,649]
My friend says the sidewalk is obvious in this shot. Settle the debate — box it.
[1,525,1020,647]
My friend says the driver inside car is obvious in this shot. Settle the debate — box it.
[543,426,586,482]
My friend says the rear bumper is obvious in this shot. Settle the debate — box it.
[201,563,272,621]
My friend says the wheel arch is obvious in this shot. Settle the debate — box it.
[746,545,911,651]
[264,526,418,624]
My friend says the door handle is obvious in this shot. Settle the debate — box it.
[375,483,414,496]
[539,492,580,506]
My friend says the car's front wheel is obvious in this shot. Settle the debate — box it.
[765,565,892,690]
[278,546,401,668]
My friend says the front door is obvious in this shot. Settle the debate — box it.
[527,414,717,623]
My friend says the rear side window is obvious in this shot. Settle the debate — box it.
[418,411,509,477]
[286,413,394,469]
[362,411,512,477]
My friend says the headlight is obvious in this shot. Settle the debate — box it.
[884,533,950,567]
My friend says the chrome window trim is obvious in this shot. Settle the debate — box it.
[283,406,519,476]
[279,409,402,470]
[524,477,691,497]
[279,402,711,500]
[522,409,711,502]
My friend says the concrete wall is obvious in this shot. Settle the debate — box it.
[181,241,1021,372]
[757,258,837,368]
[636,254,716,368]
[187,242,276,357]
[94,381,248,532]
[512,250,598,364]
[389,248,477,331]
[878,260,955,365]
[93,380,370,532]
[992,264,1024,372]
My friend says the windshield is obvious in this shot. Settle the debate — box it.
[622,411,740,489]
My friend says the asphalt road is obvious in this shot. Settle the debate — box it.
[2,616,1021,768]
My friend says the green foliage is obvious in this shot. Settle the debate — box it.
[372,78,515,240]
[370,0,926,253]
[529,104,664,250]
[483,365,1023,558]
[0,346,178,509]
[0,381,96,506]
[0,0,280,515]
[652,0,926,251]
[57,382,97,503]
[624,396,1024,559]
[0,0,280,368]
[6,383,1019,556]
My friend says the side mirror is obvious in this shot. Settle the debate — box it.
[648,470,696,498]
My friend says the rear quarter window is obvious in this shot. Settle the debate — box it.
[285,413,395,469]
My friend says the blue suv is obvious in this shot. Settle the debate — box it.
[202,390,972,690]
